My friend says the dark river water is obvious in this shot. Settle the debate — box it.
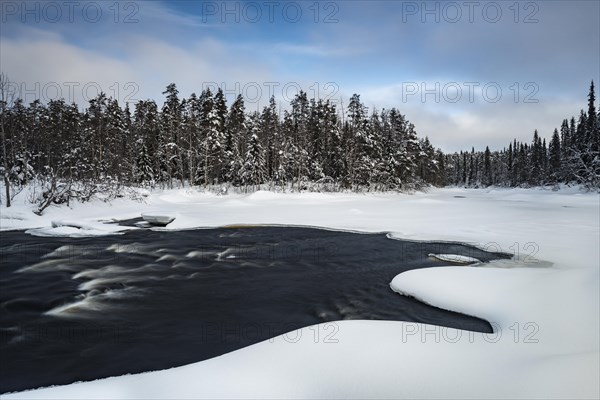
[0,226,510,393]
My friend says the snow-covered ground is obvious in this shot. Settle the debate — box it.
[1,186,598,399]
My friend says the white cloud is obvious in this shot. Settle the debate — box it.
[0,27,274,107]
[1,30,137,105]
[341,82,579,152]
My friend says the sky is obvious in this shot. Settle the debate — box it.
[1,0,599,152]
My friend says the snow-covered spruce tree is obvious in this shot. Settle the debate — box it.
[195,88,224,186]
[400,121,421,188]
[56,101,85,186]
[135,142,155,185]
[181,93,199,185]
[530,130,543,186]
[104,97,129,183]
[160,83,185,187]
[416,136,438,186]
[0,72,14,206]
[213,88,228,184]
[306,98,325,182]
[259,96,279,182]
[224,94,246,186]
[378,109,399,189]
[240,113,266,191]
[346,94,374,188]
[548,128,561,183]
[565,110,590,185]
[483,146,492,186]
[133,100,160,185]
[559,119,571,181]
[367,109,388,190]
[321,100,344,185]
[289,91,310,189]
[83,93,110,181]
[274,110,296,188]
[5,99,34,187]
[585,81,599,186]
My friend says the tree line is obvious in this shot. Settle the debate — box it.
[0,74,598,210]
[0,76,445,209]
[443,82,599,189]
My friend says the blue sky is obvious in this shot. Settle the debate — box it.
[1,0,598,151]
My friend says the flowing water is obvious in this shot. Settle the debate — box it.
[0,226,510,393]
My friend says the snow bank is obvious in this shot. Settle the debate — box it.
[2,186,599,399]
[24,219,133,237]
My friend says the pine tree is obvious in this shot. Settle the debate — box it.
[160,83,184,187]
[381,108,407,188]
[586,81,600,185]
[462,151,467,185]
[289,91,310,188]
[240,113,266,190]
[213,88,228,182]
[519,143,528,185]
[276,111,296,187]
[104,98,128,182]
[85,92,109,181]
[483,146,492,186]
[136,142,155,185]
[468,148,475,185]
[548,128,561,182]
[321,100,343,183]
[181,93,199,184]
[541,138,548,180]
[260,96,279,181]
[224,94,246,185]
[559,119,570,180]
[417,136,437,185]
[507,142,513,185]
[132,100,160,184]
[587,81,598,150]
[196,88,223,185]
[435,150,447,186]
[530,130,542,185]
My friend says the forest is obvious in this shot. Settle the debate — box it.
[444,82,600,189]
[1,75,598,213]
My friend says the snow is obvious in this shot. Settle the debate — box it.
[1,186,599,399]
[427,253,481,264]
[140,213,176,226]
[23,219,134,238]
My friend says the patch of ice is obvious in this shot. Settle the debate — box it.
[428,253,481,264]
